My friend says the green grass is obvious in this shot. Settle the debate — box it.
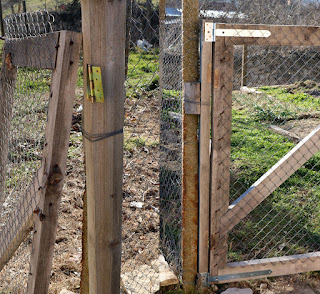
[2,0,74,17]
[126,49,159,97]
[234,83,320,123]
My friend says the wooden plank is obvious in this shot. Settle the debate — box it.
[184,82,200,114]
[216,252,320,284]
[27,31,82,293]
[81,0,126,292]
[182,0,199,289]
[241,45,248,87]
[210,39,234,276]
[213,23,320,47]
[5,32,59,69]
[221,124,320,235]
[198,21,212,275]
[0,50,17,216]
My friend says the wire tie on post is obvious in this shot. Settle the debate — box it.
[81,127,123,143]
[184,99,210,106]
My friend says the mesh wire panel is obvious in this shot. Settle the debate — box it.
[0,64,53,292]
[122,0,183,292]
[0,12,58,292]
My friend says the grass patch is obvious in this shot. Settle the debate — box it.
[229,88,320,262]
[126,49,159,97]
[234,82,320,123]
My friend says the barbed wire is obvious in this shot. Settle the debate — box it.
[4,11,54,39]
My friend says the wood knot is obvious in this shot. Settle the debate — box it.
[49,173,63,185]
[5,53,14,71]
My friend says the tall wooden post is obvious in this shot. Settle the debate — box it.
[182,0,199,290]
[241,44,248,87]
[81,0,126,293]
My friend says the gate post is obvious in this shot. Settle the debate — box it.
[182,0,200,290]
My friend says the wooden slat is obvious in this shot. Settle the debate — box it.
[82,0,126,292]
[209,39,234,276]
[213,23,320,47]
[0,50,17,216]
[216,252,320,284]
[184,82,200,114]
[5,32,59,69]
[27,31,82,293]
[221,124,320,235]
[198,21,212,274]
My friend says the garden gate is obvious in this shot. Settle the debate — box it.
[198,21,320,286]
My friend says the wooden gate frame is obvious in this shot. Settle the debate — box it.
[0,31,82,292]
[198,21,320,286]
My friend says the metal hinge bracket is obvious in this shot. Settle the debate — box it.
[205,22,271,42]
[198,270,272,287]
[87,65,104,103]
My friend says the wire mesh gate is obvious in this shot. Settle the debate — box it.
[198,21,320,286]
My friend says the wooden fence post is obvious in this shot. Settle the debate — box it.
[182,0,199,290]
[241,44,248,87]
[81,0,126,293]
[27,31,82,293]
[210,38,234,277]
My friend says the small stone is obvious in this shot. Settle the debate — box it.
[130,201,143,209]
[221,288,253,294]
[260,283,268,290]
[210,284,219,291]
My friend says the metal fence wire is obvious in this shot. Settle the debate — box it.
[122,0,182,291]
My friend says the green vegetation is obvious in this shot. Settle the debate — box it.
[229,84,320,262]
[234,81,320,123]
[127,49,159,96]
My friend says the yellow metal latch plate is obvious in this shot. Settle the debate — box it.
[87,65,104,103]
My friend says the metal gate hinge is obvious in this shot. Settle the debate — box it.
[205,22,271,42]
[198,270,272,286]
[87,65,104,103]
